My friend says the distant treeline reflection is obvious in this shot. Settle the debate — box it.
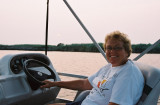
[0,43,160,53]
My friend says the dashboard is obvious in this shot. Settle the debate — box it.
[0,53,61,105]
[10,53,50,74]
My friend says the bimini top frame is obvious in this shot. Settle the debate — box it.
[45,0,49,55]
[44,0,108,62]
[63,0,160,62]
[44,0,160,62]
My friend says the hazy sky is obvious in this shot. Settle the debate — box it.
[0,0,160,45]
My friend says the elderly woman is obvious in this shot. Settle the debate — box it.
[41,31,144,105]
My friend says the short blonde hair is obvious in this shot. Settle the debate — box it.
[103,31,132,57]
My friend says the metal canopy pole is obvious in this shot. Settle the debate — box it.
[133,39,160,61]
[45,0,49,55]
[63,0,108,63]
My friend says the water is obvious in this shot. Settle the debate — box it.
[0,50,160,101]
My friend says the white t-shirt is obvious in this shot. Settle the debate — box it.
[82,60,144,105]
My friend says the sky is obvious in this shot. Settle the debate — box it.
[0,0,160,45]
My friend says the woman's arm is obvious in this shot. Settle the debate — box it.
[40,78,92,91]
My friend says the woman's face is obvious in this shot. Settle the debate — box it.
[105,39,128,67]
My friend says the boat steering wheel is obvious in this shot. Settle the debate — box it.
[23,59,56,89]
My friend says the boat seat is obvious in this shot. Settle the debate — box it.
[74,62,160,105]
[74,90,90,102]
[135,62,160,105]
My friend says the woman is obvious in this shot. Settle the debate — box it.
[41,31,144,105]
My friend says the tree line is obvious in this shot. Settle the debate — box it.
[0,43,159,53]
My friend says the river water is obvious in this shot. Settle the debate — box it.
[0,50,160,101]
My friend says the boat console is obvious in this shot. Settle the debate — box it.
[0,53,61,105]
